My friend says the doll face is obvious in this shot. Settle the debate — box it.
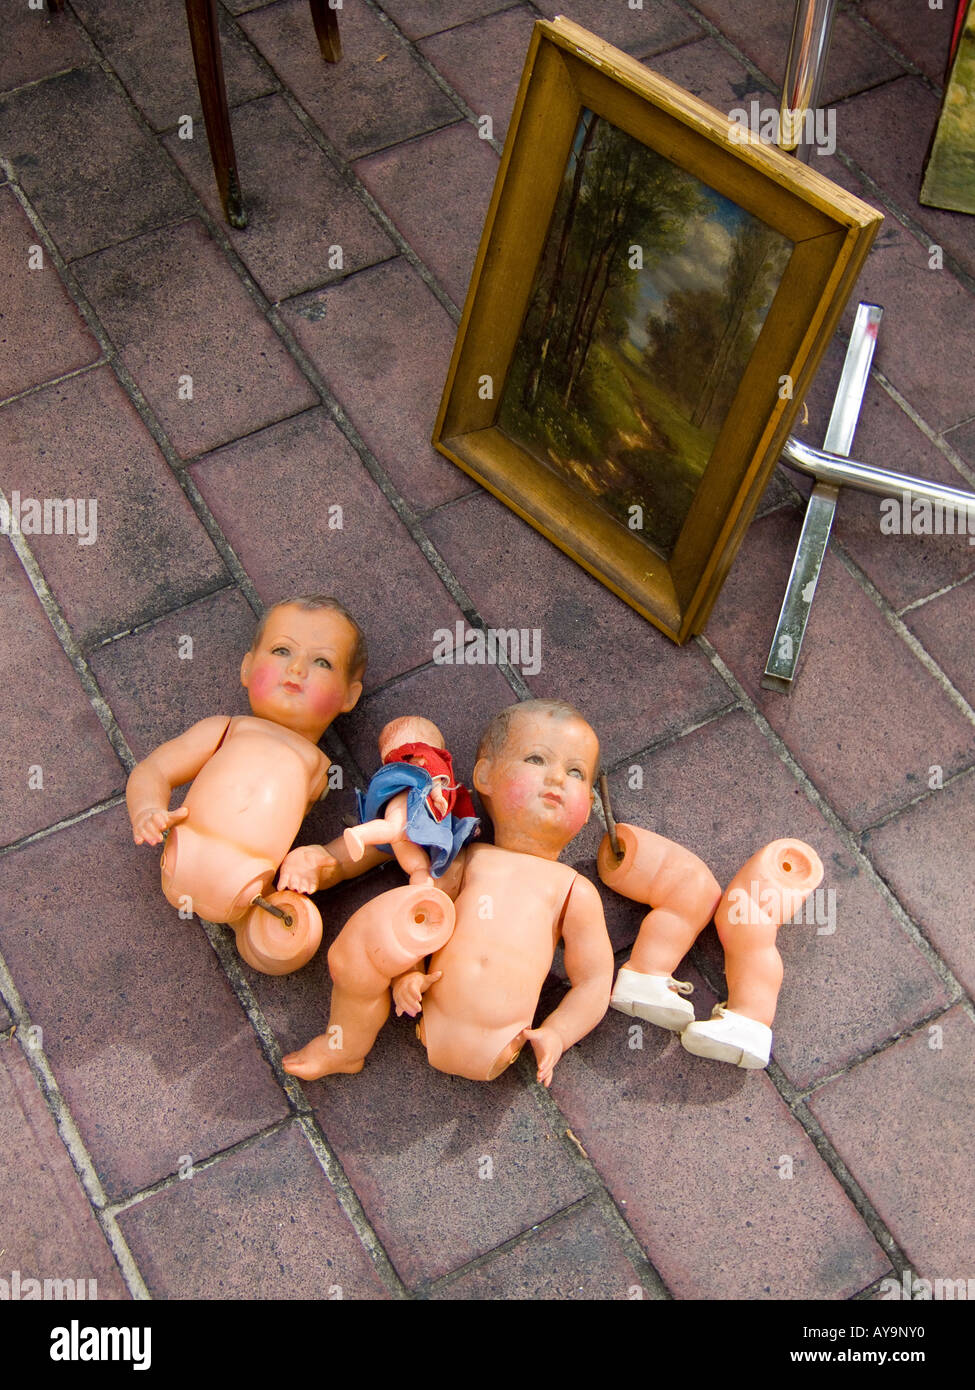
[475,711,598,854]
[240,605,362,739]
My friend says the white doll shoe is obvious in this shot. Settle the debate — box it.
[610,968,695,1031]
[680,1003,772,1069]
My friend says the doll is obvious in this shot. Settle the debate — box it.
[125,595,365,975]
[281,699,616,1085]
[342,715,479,887]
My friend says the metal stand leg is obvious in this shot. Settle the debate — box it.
[763,304,881,692]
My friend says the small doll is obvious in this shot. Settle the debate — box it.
[343,716,479,886]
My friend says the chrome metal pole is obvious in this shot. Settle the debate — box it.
[779,0,839,162]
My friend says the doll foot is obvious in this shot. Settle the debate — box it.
[235,890,323,976]
[282,1036,365,1080]
[343,826,366,862]
[680,1004,772,1069]
[610,967,695,1031]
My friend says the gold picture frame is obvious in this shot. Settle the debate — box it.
[432,17,883,643]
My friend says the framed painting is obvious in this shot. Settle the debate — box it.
[433,17,883,643]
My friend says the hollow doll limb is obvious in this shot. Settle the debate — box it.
[682,839,824,1068]
[281,882,456,1079]
[597,824,721,1029]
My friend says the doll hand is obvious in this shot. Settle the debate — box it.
[132,805,189,846]
[521,1026,564,1088]
[393,970,442,1018]
[277,845,338,895]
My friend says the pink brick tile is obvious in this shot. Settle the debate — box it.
[377,0,520,41]
[836,77,975,285]
[0,187,101,400]
[281,258,474,511]
[0,366,226,648]
[0,805,290,1202]
[69,0,274,132]
[688,0,904,103]
[534,0,702,57]
[87,587,257,762]
[423,492,747,768]
[0,540,123,847]
[0,1036,129,1300]
[190,408,465,690]
[647,35,772,112]
[905,581,975,712]
[0,68,195,262]
[861,0,958,87]
[74,219,318,459]
[418,6,538,145]
[808,1005,975,1279]
[601,709,950,1088]
[549,964,889,1299]
[864,769,975,999]
[0,2,92,94]
[117,1124,388,1298]
[164,94,396,304]
[432,1201,660,1298]
[707,509,975,830]
[241,0,461,160]
[354,120,497,308]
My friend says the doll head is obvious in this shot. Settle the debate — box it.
[378,716,446,761]
[240,596,366,742]
[473,700,599,860]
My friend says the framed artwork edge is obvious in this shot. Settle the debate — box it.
[433,17,884,645]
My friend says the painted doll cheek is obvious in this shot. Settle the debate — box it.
[248,665,278,700]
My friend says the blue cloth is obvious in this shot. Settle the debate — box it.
[355,762,479,878]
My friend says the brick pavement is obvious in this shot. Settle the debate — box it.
[1,0,972,1303]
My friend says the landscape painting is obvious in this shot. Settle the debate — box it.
[498,110,794,558]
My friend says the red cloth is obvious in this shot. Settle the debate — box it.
[382,742,477,821]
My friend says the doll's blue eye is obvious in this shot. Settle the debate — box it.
[525,754,544,764]
[568,767,584,779]
[314,657,332,668]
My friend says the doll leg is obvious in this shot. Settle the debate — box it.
[282,884,455,1080]
[234,890,323,976]
[343,790,410,861]
[391,838,434,887]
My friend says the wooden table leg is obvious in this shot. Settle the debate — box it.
[308,0,342,63]
[184,0,247,228]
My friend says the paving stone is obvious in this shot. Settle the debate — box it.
[808,1004,975,1280]
[431,1199,661,1298]
[0,540,123,847]
[0,1035,129,1300]
[190,407,465,691]
[706,508,975,831]
[0,187,101,402]
[0,365,227,649]
[377,0,521,41]
[836,77,975,285]
[267,980,589,1286]
[905,581,975,712]
[0,68,195,263]
[354,119,497,308]
[418,6,538,145]
[281,258,474,512]
[116,1123,388,1298]
[533,0,703,58]
[241,0,461,160]
[423,491,740,768]
[647,35,774,112]
[164,93,396,304]
[863,769,975,999]
[0,2,93,95]
[69,0,274,132]
[688,1,904,104]
[0,805,290,1202]
[943,415,975,472]
[548,963,889,1299]
[601,708,950,1089]
[87,586,257,762]
[861,0,959,87]
[0,997,10,1030]
[74,219,317,460]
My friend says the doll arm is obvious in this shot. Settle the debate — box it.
[523,874,615,1087]
[279,835,392,893]
[126,715,232,845]
[391,966,443,1017]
